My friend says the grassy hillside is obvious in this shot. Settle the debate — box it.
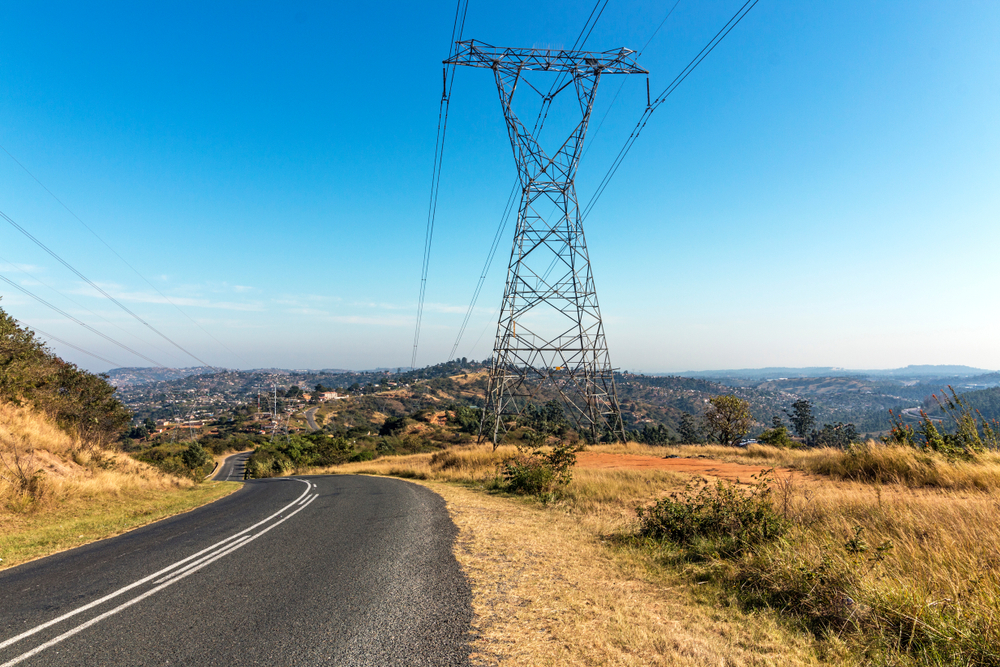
[0,399,238,569]
[0,304,238,568]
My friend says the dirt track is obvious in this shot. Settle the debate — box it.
[575,452,791,482]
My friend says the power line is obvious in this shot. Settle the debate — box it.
[582,0,684,161]
[0,253,188,366]
[0,207,216,369]
[0,272,168,367]
[0,143,248,367]
[446,0,608,362]
[14,319,125,368]
[411,0,470,370]
[446,183,517,361]
[581,0,760,222]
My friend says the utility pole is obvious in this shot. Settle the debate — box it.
[271,385,278,440]
[446,40,644,445]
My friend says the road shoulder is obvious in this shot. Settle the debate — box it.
[415,481,818,666]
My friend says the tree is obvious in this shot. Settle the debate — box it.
[630,423,672,445]
[758,425,794,448]
[379,415,408,436]
[785,399,815,438]
[809,422,859,448]
[702,395,755,446]
[181,442,210,470]
[678,412,702,444]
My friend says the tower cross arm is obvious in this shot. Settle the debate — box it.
[445,39,647,74]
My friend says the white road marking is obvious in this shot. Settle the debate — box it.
[151,534,255,584]
[0,479,312,653]
[1,493,319,667]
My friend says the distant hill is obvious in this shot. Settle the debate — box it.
[107,366,224,387]
[672,365,992,381]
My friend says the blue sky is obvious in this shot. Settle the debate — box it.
[1,1,998,373]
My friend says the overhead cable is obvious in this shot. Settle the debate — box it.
[14,319,125,368]
[0,207,215,369]
[0,143,247,367]
[411,0,470,370]
[0,272,167,367]
[582,0,683,159]
[581,0,760,222]
[0,252,187,365]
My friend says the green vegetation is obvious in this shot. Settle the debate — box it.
[244,434,369,478]
[678,412,702,444]
[701,394,754,446]
[0,302,130,446]
[495,440,577,498]
[635,472,787,557]
[885,387,999,459]
[627,422,673,444]
[757,424,796,447]
[926,383,1000,422]
[785,398,815,438]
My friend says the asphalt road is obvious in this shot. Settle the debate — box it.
[212,450,252,481]
[304,407,320,431]
[0,472,472,666]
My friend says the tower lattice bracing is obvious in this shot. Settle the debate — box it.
[446,41,646,444]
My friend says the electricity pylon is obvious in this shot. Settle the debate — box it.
[446,40,645,445]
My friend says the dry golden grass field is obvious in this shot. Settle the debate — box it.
[318,442,1000,666]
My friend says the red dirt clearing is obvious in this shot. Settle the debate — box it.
[576,452,792,482]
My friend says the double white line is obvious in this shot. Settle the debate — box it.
[0,478,317,667]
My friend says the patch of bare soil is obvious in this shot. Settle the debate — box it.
[576,452,792,482]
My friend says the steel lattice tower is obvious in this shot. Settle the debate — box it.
[446,40,646,444]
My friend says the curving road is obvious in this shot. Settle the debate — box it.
[0,470,472,666]
[303,406,320,431]
[212,449,252,481]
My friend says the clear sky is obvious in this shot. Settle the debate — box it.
[1,1,998,373]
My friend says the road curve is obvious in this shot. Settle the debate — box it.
[212,449,252,480]
[0,475,472,666]
[304,406,320,431]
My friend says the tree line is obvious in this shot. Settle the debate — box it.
[0,302,130,446]
[629,394,861,448]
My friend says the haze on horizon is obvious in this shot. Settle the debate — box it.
[1,1,997,374]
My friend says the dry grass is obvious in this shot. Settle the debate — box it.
[0,401,239,569]
[318,441,1000,665]
[421,481,821,666]
[586,441,1000,491]
[737,474,1000,663]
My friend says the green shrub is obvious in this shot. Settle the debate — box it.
[636,473,787,557]
[379,415,408,436]
[449,405,481,434]
[884,387,999,459]
[757,425,797,448]
[498,441,577,497]
[181,442,210,470]
[349,449,376,463]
